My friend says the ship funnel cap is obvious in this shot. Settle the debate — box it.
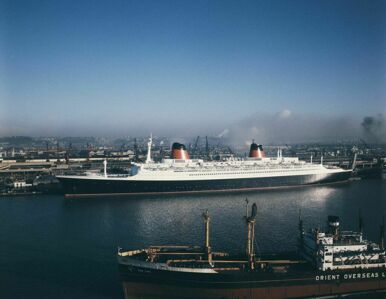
[172,142,187,150]
[250,143,259,150]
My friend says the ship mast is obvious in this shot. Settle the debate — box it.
[146,134,153,163]
[203,210,212,265]
[298,209,304,250]
[358,209,363,234]
[380,217,385,251]
[352,152,358,170]
[246,202,257,270]
[103,159,107,178]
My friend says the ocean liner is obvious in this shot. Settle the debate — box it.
[57,136,352,197]
[118,205,386,299]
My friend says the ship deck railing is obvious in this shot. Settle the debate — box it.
[148,245,201,249]
[333,259,386,266]
[117,248,148,257]
[142,162,321,172]
[118,245,208,258]
[169,165,323,173]
[330,263,386,270]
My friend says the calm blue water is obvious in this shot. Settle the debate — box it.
[0,179,385,298]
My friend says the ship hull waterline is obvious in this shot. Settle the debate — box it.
[121,280,386,299]
[119,265,386,299]
[58,171,351,198]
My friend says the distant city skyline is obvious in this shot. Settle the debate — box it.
[1,0,385,140]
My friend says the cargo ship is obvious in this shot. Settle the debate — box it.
[57,136,352,198]
[117,204,386,299]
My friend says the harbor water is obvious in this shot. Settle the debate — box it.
[1,178,386,298]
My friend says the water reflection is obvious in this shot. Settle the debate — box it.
[62,180,386,255]
[1,179,385,298]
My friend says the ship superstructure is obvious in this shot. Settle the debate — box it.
[301,215,386,272]
[117,206,386,299]
[57,136,352,197]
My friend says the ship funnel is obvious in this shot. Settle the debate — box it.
[327,215,340,239]
[172,143,190,160]
[249,142,265,158]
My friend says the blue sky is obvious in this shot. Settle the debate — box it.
[1,0,385,137]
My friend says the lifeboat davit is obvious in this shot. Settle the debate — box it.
[171,143,190,160]
[249,142,265,158]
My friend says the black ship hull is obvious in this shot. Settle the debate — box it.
[58,171,351,198]
[119,264,386,299]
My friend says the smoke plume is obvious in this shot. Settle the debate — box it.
[220,111,386,146]
[361,114,386,143]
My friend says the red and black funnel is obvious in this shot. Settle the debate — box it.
[172,143,190,160]
[249,142,265,158]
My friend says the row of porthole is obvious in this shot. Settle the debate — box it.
[187,169,312,176]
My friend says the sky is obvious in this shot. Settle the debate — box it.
[1,0,385,140]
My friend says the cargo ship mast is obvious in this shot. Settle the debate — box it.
[203,210,213,265]
[246,202,257,270]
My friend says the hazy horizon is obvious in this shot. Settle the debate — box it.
[1,0,385,143]
[1,111,385,145]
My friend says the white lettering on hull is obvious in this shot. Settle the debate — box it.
[316,272,384,281]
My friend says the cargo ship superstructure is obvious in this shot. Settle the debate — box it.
[57,136,352,197]
[118,206,386,299]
